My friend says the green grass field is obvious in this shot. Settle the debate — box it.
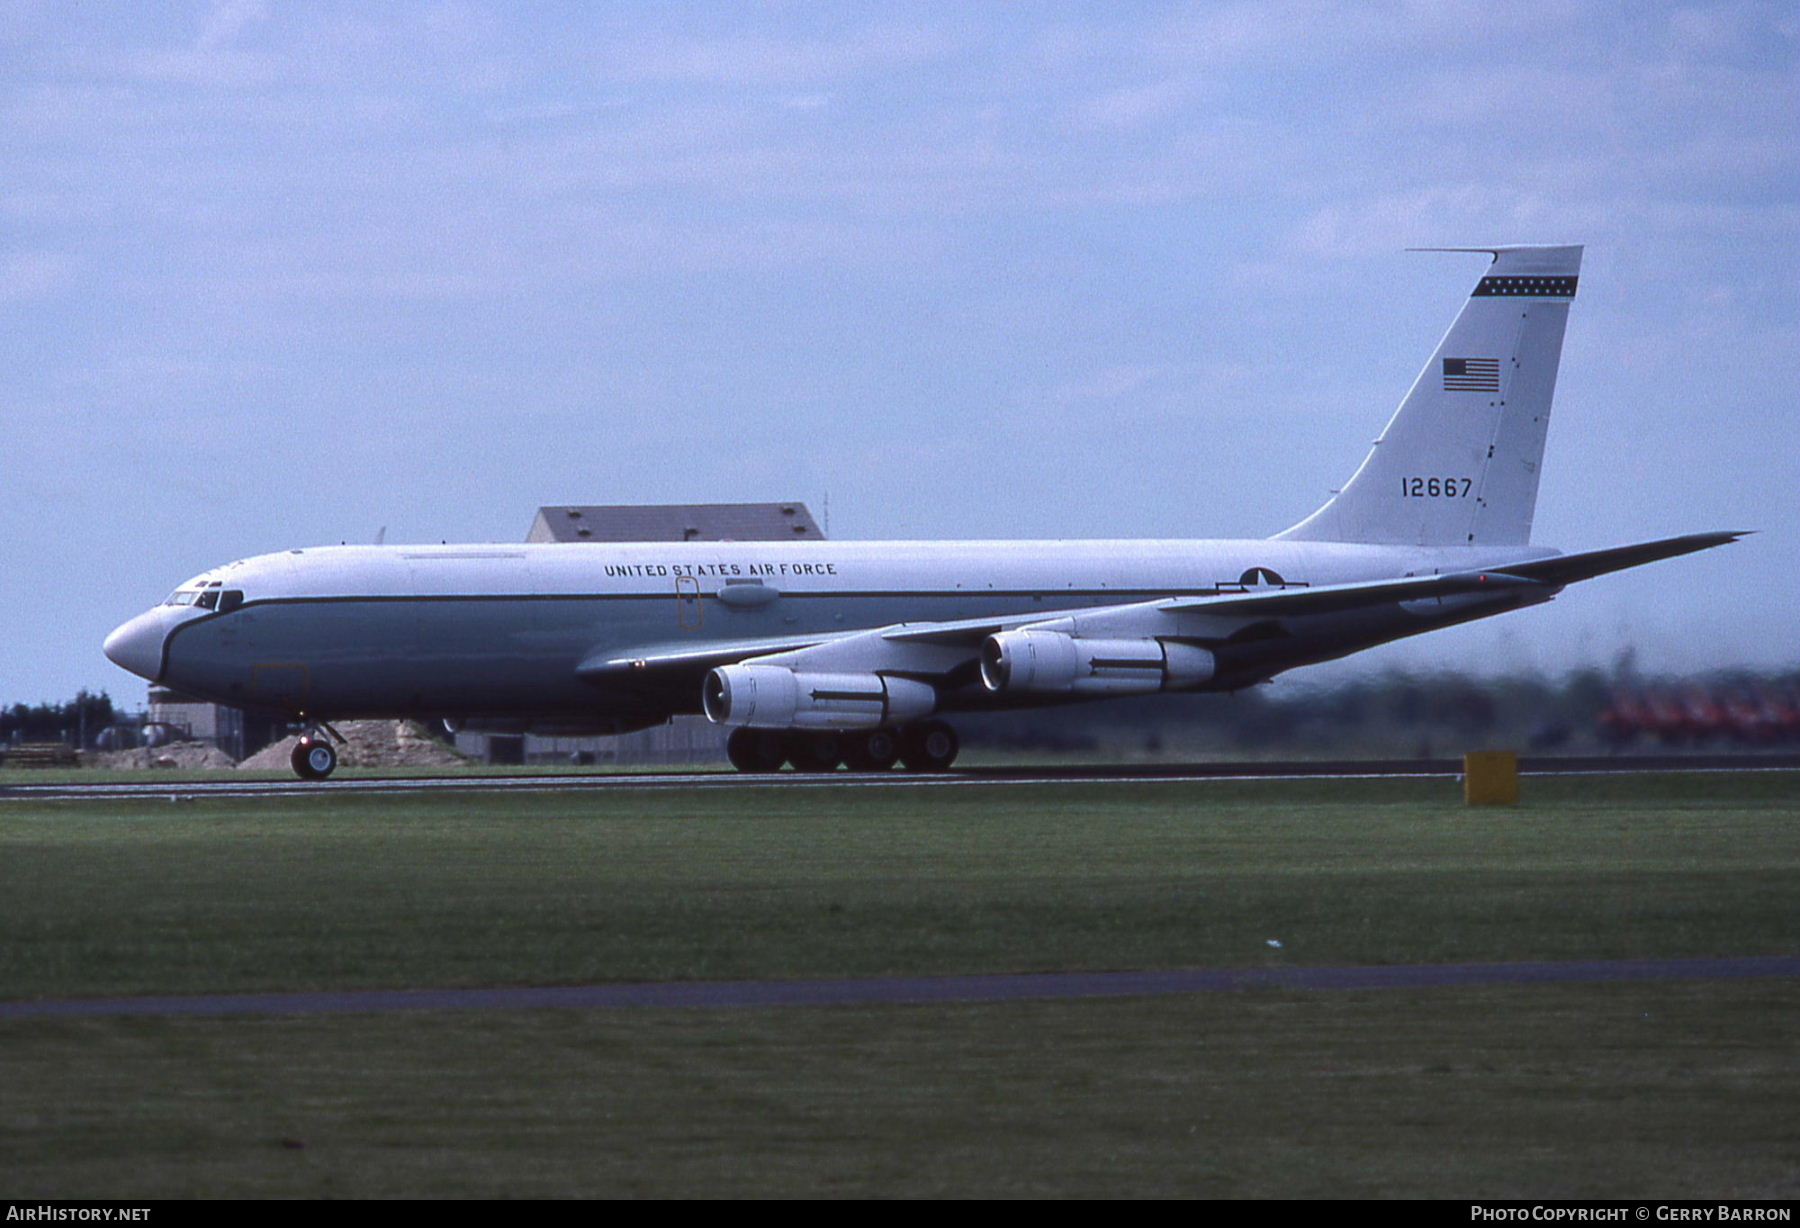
[2,772,1795,1197]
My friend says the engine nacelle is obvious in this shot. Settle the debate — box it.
[980,631,1214,696]
[702,665,938,730]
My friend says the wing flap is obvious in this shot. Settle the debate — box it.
[1160,570,1545,616]
[880,608,1141,647]
[576,630,862,681]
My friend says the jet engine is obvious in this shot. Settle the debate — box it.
[979,631,1214,695]
[703,664,938,730]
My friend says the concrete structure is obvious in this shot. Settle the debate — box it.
[452,715,728,767]
[148,687,242,753]
[145,687,287,760]
[526,502,823,544]
[471,502,824,765]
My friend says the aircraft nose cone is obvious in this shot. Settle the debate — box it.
[103,609,168,682]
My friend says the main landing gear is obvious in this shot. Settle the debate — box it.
[290,719,346,781]
[726,721,959,774]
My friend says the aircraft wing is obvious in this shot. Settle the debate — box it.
[575,569,1548,682]
[576,531,1741,684]
[883,567,1547,644]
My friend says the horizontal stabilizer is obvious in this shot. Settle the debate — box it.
[1487,531,1746,588]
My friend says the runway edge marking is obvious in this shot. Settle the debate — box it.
[3,957,1796,1018]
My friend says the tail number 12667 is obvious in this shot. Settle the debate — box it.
[1402,477,1472,498]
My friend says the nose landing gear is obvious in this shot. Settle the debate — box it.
[290,718,346,780]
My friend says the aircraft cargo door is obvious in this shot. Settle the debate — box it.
[676,574,703,629]
[248,662,310,713]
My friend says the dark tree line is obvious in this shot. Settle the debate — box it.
[1,691,117,747]
[961,667,1800,756]
[7,667,1795,758]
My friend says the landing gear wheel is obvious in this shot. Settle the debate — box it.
[843,728,901,772]
[786,732,845,773]
[292,736,338,781]
[726,728,789,773]
[899,720,959,772]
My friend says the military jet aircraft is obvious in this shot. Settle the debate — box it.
[103,245,1738,778]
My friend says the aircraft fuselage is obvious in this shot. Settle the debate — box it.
[107,536,1558,724]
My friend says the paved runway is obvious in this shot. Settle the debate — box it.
[3,753,1794,802]
[3,957,1793,1019]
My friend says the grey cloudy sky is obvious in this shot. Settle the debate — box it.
[4,1,1796,705]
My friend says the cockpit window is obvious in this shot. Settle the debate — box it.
[163,580,243,610]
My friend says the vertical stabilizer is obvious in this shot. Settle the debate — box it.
[1276,245,1581,546]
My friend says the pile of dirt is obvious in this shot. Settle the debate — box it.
[94,741,239,770]
[237,720,470,771]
